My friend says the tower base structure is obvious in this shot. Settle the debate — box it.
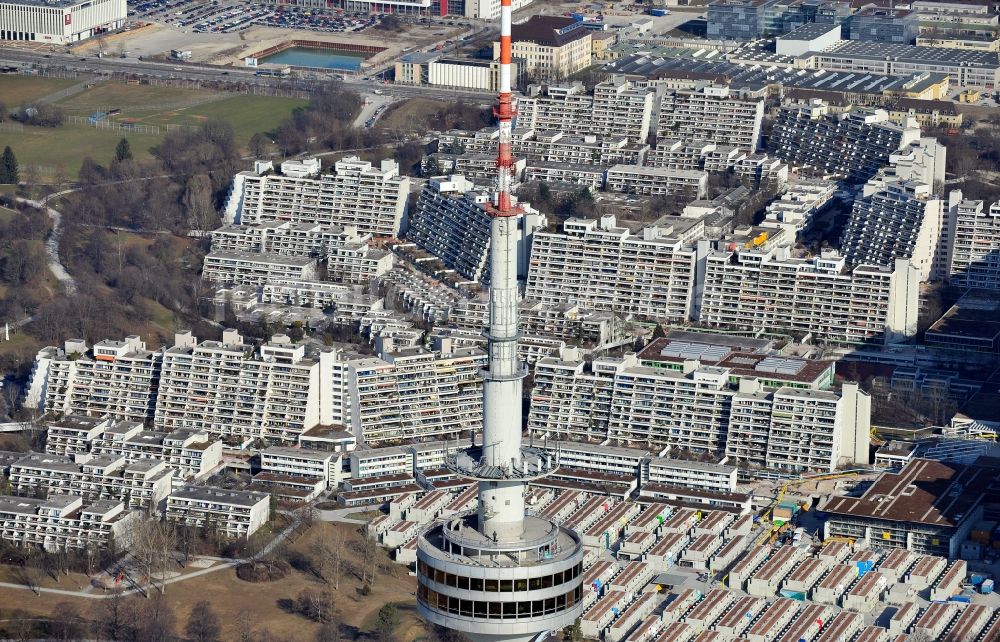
[416,513,584,642]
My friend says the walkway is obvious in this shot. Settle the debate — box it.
[0,510,303,600]
[15,190,78,295]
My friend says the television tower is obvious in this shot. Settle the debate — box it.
[415,1,585,640]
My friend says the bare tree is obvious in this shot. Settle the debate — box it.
[185,600,222,642]
[129,516,177,595]
[235,608,257,642]
[49,601,87,641]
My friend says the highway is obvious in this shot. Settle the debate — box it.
[0,34,498,103]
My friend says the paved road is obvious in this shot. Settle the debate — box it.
[0,48,495,102]
[318,506,368,525]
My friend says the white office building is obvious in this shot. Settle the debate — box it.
[0,0,125,43]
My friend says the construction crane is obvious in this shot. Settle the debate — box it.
[765,471,861,515]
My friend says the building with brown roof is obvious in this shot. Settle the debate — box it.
[821,457,1000,557]
[494,15,592,82]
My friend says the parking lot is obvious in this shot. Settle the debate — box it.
[129,0,382,33]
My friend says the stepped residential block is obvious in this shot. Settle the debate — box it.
[223,157,409,237]
[769,101,920,183]
[165,487,270,539]
[656,85,765,150]
[947,200,1000,289]
[154,330,323,444]
[33,336,161,421]
[407,175,547,283]
[526,216,698,323]
[0,494,137,551]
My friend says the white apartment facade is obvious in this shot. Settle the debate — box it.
[8,453,174,511]
[699,246,921,345]
[657,84,765,150]
[37,336,161,421]
[223,156,409,238]
[210,222,392,287]
[605,164,708,198]
[165,487,270,539]
[0,494,137,552]
[764,179,837,235]
[343,341,486,445]
[726,382,871,473]
[260,446,341,489]
[646,457,738,492]
[201,251,318,287]
[154,330,322,444]
[948,200,1000,289]
[526,216,698,323]
[528,351,871,471]
[45,415,112,457]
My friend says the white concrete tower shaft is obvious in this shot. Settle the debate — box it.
[478,0,526,543]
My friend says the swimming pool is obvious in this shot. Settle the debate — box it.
[262,47,366,71]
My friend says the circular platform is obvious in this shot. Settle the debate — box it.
[416,515,584,642]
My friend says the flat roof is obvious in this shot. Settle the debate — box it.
[820,40,1000,67]
[170,486,268,507]
[779,23,841,40]
[822,458,996,527]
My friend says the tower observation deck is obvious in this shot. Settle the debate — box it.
[414,1,585,641]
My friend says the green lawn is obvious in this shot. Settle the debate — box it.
[56,82,222,116]
[171,94,308,144]
[0,123,161,179]
[0,76,79,108]
[58,84,306,148]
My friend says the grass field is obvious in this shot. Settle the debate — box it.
[55,82,222,116]
[0,123,161,178]
[131,94,308,145]
[3,82,306,179]
[57,83,307,147]
[0,521,420,641]
[378,97,449,134]
[0,76,79,108]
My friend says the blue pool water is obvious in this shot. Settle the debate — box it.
[262,47,366,70]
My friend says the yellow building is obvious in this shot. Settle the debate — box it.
[958,88,981,102]
[592,30,618,60]
[917,35,1000,52]
[887,98,963,128]
[494,15,592,82]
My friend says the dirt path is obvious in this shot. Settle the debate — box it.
[16,190,78,295]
